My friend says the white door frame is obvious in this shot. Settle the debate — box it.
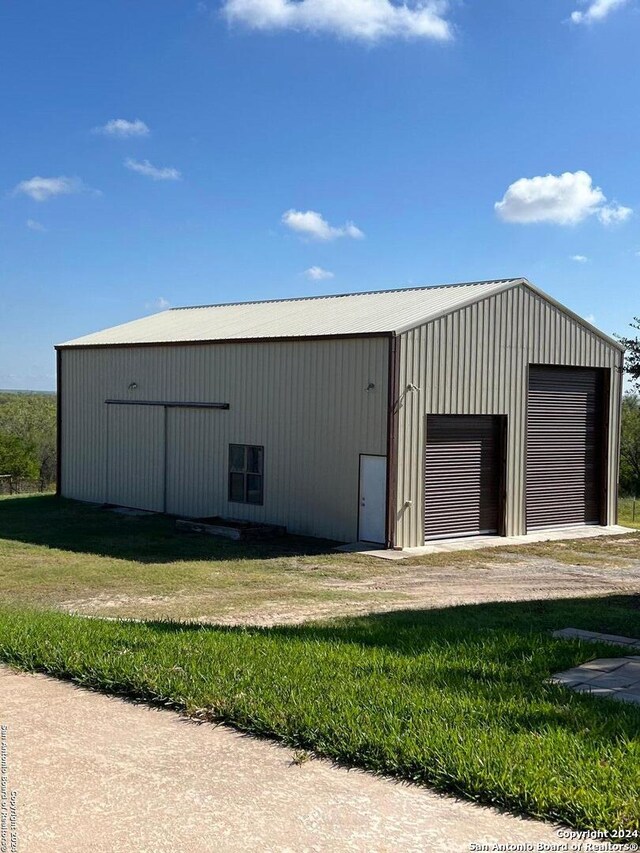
[358,454,387,544]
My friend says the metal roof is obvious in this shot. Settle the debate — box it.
[58,279,524,347]
[57,277,623,350]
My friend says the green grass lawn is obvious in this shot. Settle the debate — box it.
[0,597,639,831]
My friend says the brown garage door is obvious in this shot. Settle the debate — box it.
[425,415,503,540]
[526,366,603,530]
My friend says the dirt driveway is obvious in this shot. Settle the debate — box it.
[312,551,640,620]
[61,540,640,626]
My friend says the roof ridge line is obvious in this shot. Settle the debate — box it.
[169,279,520,312]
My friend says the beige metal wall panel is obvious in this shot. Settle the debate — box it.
[165,408,221,518]
[61,337,388,542]
[106,404,166,512]
[395,283,622,547]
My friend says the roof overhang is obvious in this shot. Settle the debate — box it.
[55,330,395,351]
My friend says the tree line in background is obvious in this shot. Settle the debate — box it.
[621,393,640,497]
[0,317,639,498]
[0,392,57,491]
[620,318,640,497]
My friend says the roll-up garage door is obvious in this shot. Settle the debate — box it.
[526,366,603,530]
[425,415,502,540]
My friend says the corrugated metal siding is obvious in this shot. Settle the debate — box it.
[526,367,603,529]
[61,337,388,542]
[165,408,220,518]
[59,280,517,346]
[106,404,165,511]
[424,416,501,539]
[395,283,621,546]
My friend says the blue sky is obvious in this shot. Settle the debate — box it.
[1,0,639,390]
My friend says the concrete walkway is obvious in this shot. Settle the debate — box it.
[0,667,564,853]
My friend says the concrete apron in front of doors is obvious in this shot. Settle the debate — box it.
[335,524,634,561]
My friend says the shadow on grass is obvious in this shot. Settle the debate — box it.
[0,494,339,564]
[138,593,640,652]
[110,594,640,738]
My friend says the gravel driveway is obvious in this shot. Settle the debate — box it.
[1,666,564,853]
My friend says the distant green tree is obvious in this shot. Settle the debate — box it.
[0,393,56,488]
[620,393,640,497]
[0,432,39,482]
[618,317,640,390]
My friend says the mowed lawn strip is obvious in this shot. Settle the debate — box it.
[0,597,639,832]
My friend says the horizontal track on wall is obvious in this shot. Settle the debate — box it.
[104,400,230,409]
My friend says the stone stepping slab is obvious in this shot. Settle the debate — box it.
[552,627,640,650]
[550,656,640,705]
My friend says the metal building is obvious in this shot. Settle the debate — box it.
[56,278,624,549]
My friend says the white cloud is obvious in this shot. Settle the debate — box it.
[146,296,171,311]
[282,209,364,241]
[584,313,596,324]
[305,265,335,280]
[597,202,632,225]
[13,175,86,202]
[495,171,632,226]
[571,0,629,24]
[93,118,150,138]
[223,0,452,42]
[124,158,181,181]
[26,219,47,232]
[571,254,589,262]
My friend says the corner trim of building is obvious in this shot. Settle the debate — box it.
[385,334,399,549]
[56,349,62,497]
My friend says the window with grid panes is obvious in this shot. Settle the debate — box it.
[228,444,264,504]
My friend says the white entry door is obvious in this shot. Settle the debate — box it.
[359,455,387,544]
